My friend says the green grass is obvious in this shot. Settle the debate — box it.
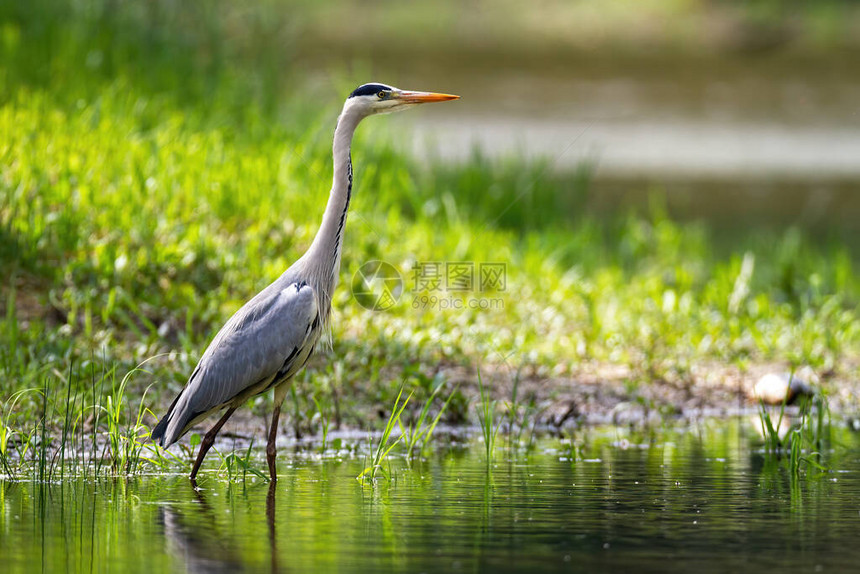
[757,371,832,478]
[357,385,411,483]
[311,394,332,454]
[758,397,789,455]
[0,0,859,458]
[0,365,167,480]
[219,440,268,482]
[476,371,501,468]
[399,377,455,460]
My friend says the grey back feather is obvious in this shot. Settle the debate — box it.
[158,271,318,446]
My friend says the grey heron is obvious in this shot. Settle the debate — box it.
[150,83,459,480]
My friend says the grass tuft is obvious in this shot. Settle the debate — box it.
[357,385,412,483]
[476,370,501,468]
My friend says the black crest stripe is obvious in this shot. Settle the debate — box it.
[349,83,393,98]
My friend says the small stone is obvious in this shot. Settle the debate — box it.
[752,372,814,405]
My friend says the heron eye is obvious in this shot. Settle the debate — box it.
[377,91,386,99]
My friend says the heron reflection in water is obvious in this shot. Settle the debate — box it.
[160,481,281,573]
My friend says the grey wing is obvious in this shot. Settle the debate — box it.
[157,281,318,446]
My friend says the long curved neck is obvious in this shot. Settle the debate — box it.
[304,106,362,317]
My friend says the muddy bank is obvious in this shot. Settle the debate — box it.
[437,362,858,427]
[180,360,860,445]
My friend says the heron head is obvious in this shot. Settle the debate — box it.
[345,82,459,116]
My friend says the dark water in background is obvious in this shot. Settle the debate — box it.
[4,421,860,573]
[394,58,860,237]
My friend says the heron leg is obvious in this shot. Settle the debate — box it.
[189,406,237,481]
[267,384,290,481]
[267,402,281,481]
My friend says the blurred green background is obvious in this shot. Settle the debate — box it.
[1,0,858,427]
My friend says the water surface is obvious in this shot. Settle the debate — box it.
[3,421,860,573]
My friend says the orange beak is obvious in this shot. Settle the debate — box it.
[397,90,460,103]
